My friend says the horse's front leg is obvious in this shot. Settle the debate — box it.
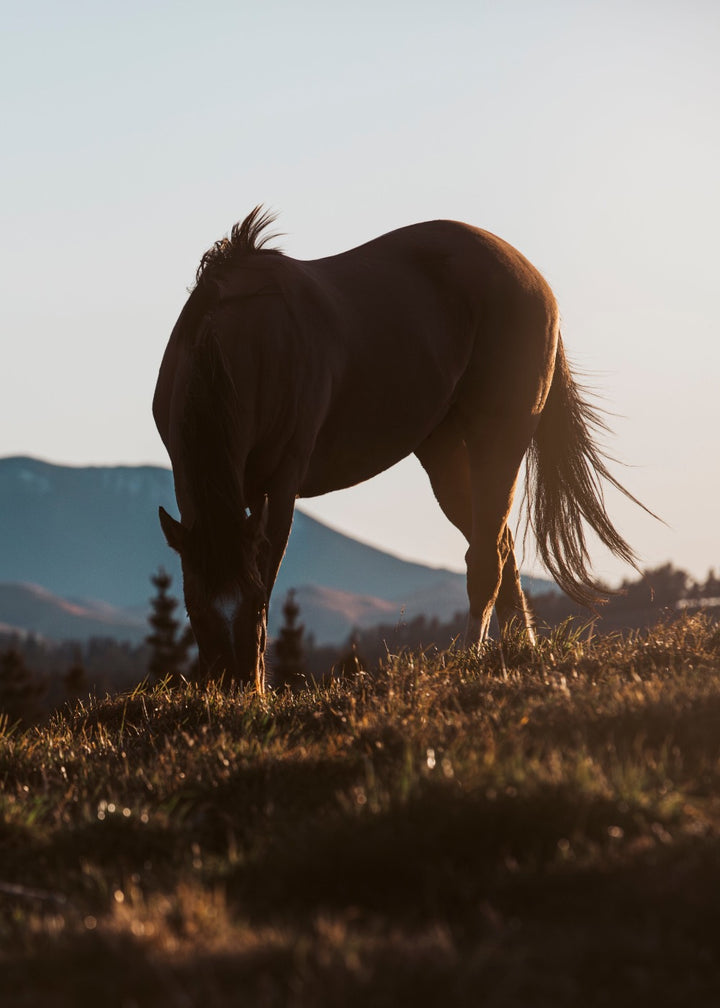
[257,490,296,598]
[248,487,297,687]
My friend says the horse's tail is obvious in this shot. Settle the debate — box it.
[524,337,651,606]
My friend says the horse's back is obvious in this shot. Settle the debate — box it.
[274,220,558,494]
[307,219,553,302]
[298,218,558,415]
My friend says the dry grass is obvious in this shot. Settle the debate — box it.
[2,615,720,1006]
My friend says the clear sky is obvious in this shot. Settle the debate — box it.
[2,0,718,585]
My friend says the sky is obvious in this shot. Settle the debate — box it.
[2,0,719,586]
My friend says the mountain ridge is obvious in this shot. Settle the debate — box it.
[0,582,145,643]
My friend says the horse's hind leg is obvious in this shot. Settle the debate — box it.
[415,413,473,540]
[495,527,536,644]
[463,422,536,645]
[417,416,535,644]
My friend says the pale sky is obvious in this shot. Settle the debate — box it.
[2,0,718,585]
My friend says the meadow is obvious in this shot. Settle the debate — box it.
[2,615,720,1006]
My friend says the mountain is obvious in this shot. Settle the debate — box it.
[0,583,144,643]
[0,457,554,643]
[291,573,477,644]
[0,458,177,609]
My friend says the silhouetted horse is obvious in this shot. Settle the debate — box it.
[154,208,648,690]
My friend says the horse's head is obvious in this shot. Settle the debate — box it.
[158,502,269,691]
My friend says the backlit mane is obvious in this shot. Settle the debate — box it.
[195,205,282,285]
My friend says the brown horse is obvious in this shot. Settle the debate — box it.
[154,207,647,690]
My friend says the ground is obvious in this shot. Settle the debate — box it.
[1,615,720,1006]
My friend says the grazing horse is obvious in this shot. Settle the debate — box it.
[154,207,647,690]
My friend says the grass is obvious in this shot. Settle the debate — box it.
[2,614,720,1006]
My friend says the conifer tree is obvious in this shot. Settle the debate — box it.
[146,568,188,684]
[273,590,306,689]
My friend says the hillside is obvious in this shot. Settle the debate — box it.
[0,583,144,643]
[2,616,719,1005]
[0,456,553,643]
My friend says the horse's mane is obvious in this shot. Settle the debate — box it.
[179,322,264,593]
[171,205,281,592]
[195,205,282,286]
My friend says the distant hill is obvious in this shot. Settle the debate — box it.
[0,583,144,643]
[0,457,554,643]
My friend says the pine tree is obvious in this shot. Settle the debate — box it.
[273,590,306,689]
[146,568,188,684]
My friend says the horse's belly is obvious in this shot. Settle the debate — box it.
[298,384,454,497]
[299,444,412,497]
[295,292,474,498]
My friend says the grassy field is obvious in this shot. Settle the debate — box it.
[2,615,720,1006]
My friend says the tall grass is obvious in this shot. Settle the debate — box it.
[2,615,720,1006]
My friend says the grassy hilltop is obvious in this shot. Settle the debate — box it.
[2,616,720,1006]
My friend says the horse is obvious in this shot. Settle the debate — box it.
[153,207,648,691]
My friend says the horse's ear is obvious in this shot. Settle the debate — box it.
[159,506,187,553]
